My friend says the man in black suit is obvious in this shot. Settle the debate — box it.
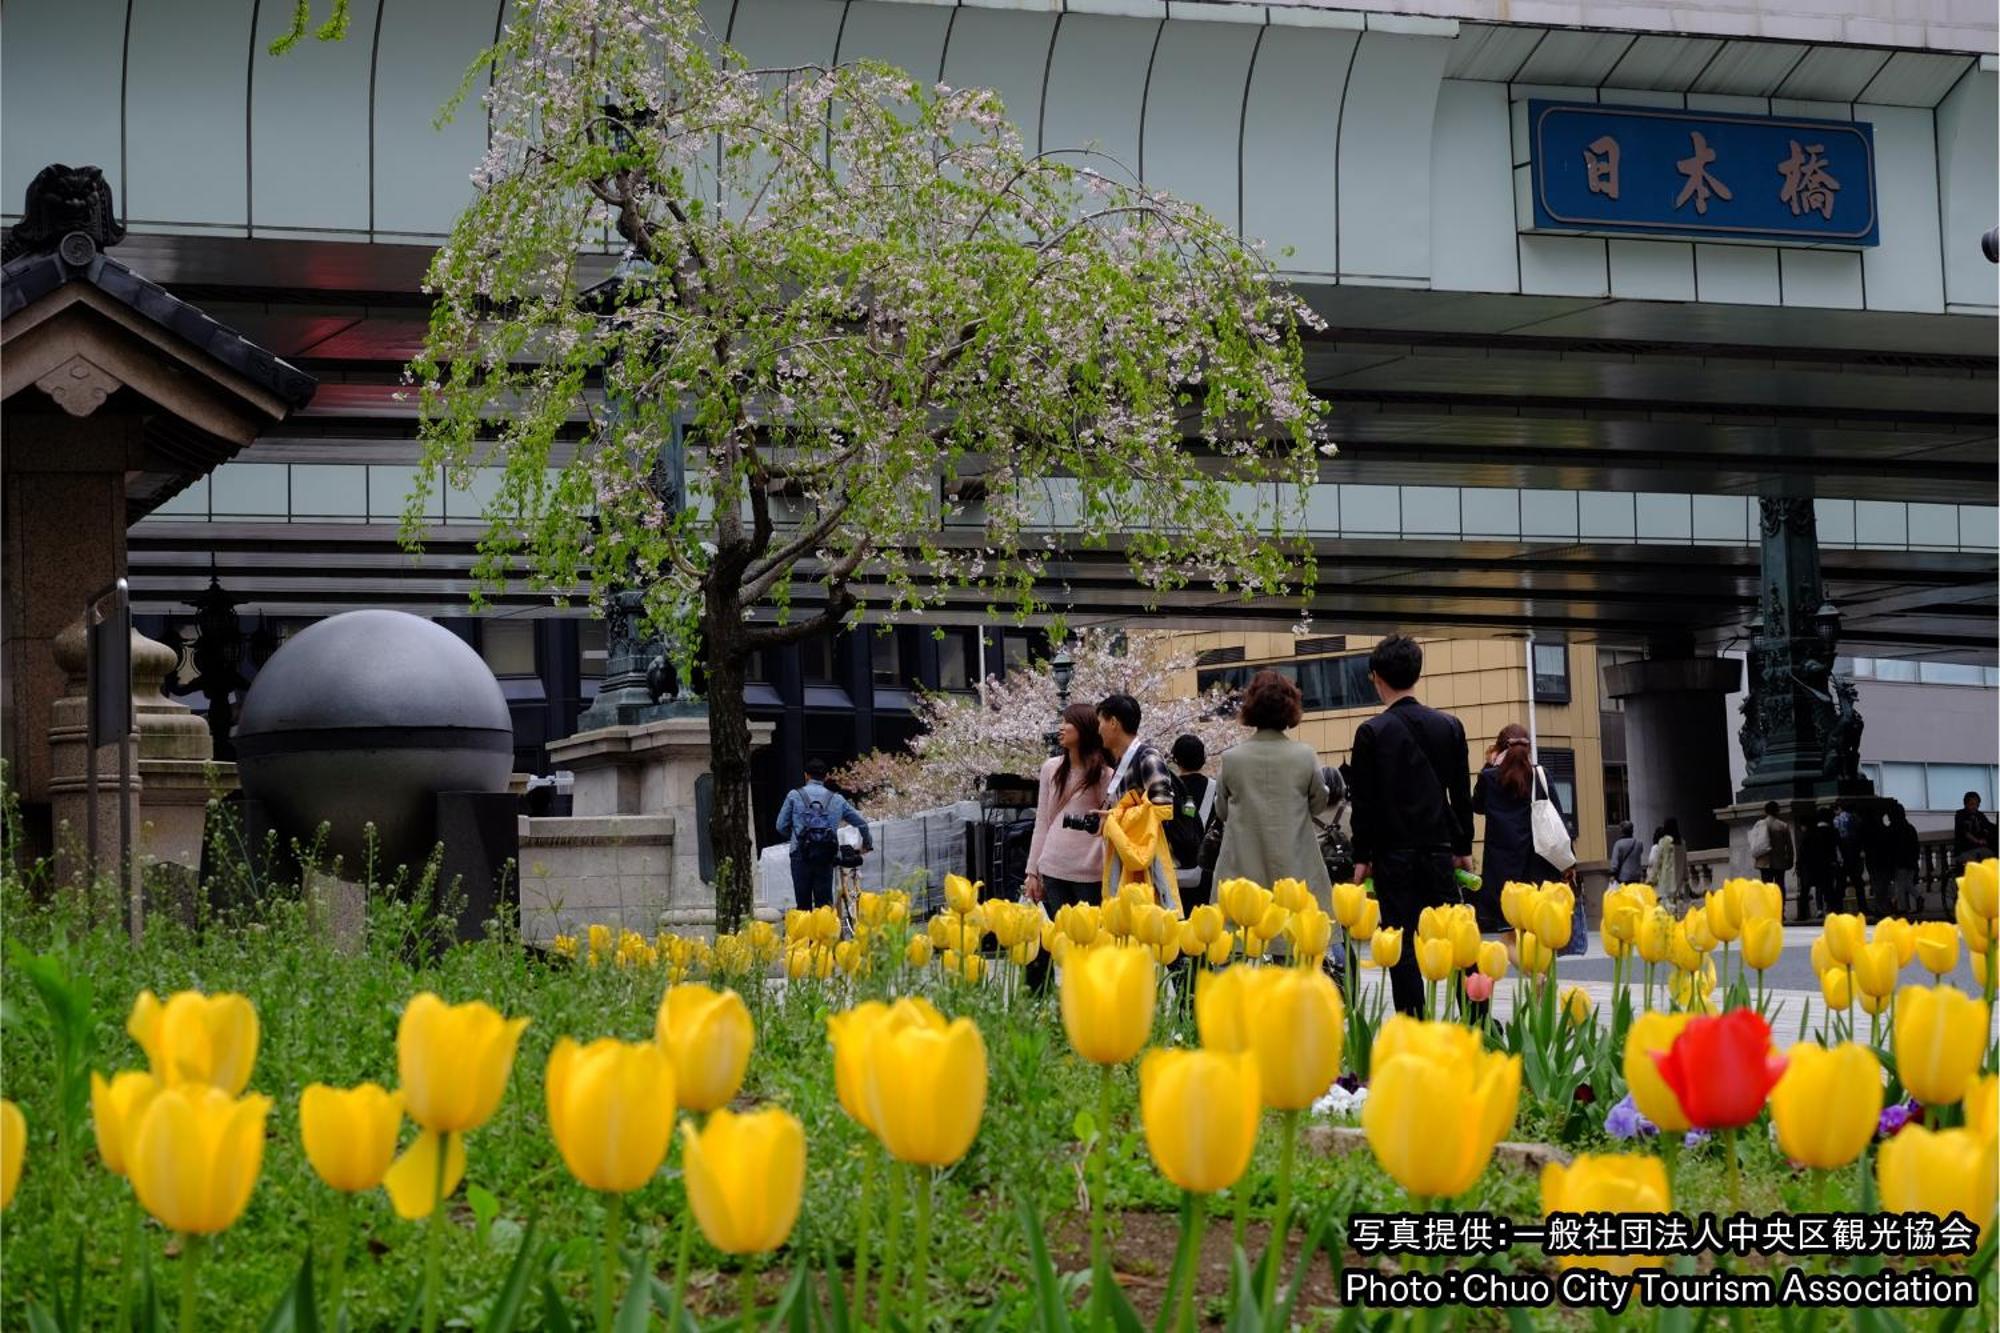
[1347,634,1476,1017]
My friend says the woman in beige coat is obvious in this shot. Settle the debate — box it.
[1212,670,1333,907]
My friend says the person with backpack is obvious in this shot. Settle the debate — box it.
[1748,800,1795,909]
[1211,671,1332,916]
[775,758,873,912]
[1833,800,1868,914]
[1167,734,1221,910]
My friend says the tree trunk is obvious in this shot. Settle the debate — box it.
[703,602,757,935]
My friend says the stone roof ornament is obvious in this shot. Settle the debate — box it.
[2,164,125,264]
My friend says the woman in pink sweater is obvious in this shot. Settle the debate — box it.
[1024,703,1113,913]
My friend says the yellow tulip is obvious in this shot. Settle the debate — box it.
[1219,879,1272,931]
[1561,987,1594,1026]
[1740,916,1783,972]
[1475,940,1508,981]
[1177,919,1205,958]
[1851,941,1899,999]
[1913,922,1961,978]
[1817,966,1852,1013]
[1370,928,1404,970]
[1415,936,1455,984]
[1204,931,1235,968]
[1447,913,1481,970]
[829,999,937,1132]
[1965,1074,1996,1144]
[681,1108,805,1255]
[941,949,985,983]
[1703,890,1740,944]
[1770,1043,1881,1169]
[546,1038,676,1193]
[1540,1155,1670,1276]
[1517,931,1553,976]
[384,1121,469,1220]
[1245,968,1345,1111]
[1351,896,1381,941]
[1682,908,1717,955]
[1877,1126,1996,1238]
[1893,985,1989,1108]
[1531,892,1573,952]
[656,984,754,1114]
[1140,1050,1261,1194]
[1255,902,1292,943]
[1288,906,1332,963]
[1195,965,1256,1052]
[906,934,934,968]
[128,1084,270,1234]
[1500,883,1534,931]
[1957,892,1993,955]
[1331,882,1366,930]
[1601,900,1640,948]
[1622,1012,1694,1134]
[1363,1018,1521,1200]
[1668,923,1702,974]
[91,1070,159,1178]
[1061,944,1156,1066]
[300,1082,403,1193]
[126,989,260,1095]
[397,994,527,1136]
[1100,895,1134,941]
[1416,905,1451,942]
[1809,934,1834,977]
[1858,986,1891,1018]
[944,874,980,915]
[1670,960,1718,1014]
[1012,935,1044,968]
[1186,904,1224,945]
[1823,913,1866,966]
[1636,910,1674,965]
[863,1006,987,1166]
[1,1100,22,1210]
[1959,859,1998,919]
[1272,878,1313,913]
[1133,904,1172,948]
[1874,918,1916,969]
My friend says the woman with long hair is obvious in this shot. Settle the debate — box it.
[1024,702,1112,913]
[1470,722,1571,934]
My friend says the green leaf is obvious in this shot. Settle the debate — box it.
[1224,1246,1263,1333]
[1072,1110,1096,1143]
[477,1215,540,1333]
[259,1250,322,1333]
[1016,1197,1074,1333]
[614,1245,655,1333]
[24,1304,63,1333]
[467,1183,500,1249]
[539,1275,579,1333]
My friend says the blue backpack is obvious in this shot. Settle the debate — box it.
[796,789,838,857]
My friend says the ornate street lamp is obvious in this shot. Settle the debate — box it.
[1050,642,1075,707]
[1813,599,1842,649]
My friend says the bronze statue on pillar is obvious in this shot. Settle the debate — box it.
[1736,497,1871,802]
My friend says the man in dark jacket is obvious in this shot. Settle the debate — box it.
[1347,634,1475,1017]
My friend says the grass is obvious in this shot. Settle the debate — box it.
[0,868,1986,1331]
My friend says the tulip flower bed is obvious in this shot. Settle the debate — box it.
[0,863,1994,1332]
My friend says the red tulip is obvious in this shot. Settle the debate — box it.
[1649,1009,1787,1131]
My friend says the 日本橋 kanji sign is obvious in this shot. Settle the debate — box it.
[1530,101,1879,246]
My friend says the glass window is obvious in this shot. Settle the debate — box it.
[745,651,768,683]
[1533,642,1571,704]
[1874,659,1919,683]
[798,634,835,683]
[937,631,972,692]
[209,463,289,516]
[871,631,903,686]
[1339,485,1399,536]
[1928,764,1993,811]
[1001,633,1031,677]
[1579,492,1635,541]
[1521,490,1578,540]
[1985,667,2000,688]
[1878,762,1927,811]
[1635,493,1691,543]
[1400,486,1459,535]
[579,620,607,681]
[152,477,210,519]
[482,620,537,677]
[1539,747,1578,832]
[1919,662,1984,686]
[289,465,367,518]
[1460,488,1520,538]
[370,465,442,520]
[1691,495,1747,544]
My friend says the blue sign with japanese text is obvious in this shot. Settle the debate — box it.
[1529,101,1878,247]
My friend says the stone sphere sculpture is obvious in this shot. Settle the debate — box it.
[235,610,513,875]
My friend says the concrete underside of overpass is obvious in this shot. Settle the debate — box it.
[109,232,1998,659]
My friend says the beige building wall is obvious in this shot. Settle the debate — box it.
[1173,633,1608,866]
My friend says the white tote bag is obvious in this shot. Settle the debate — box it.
[1531,766,1577,872]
